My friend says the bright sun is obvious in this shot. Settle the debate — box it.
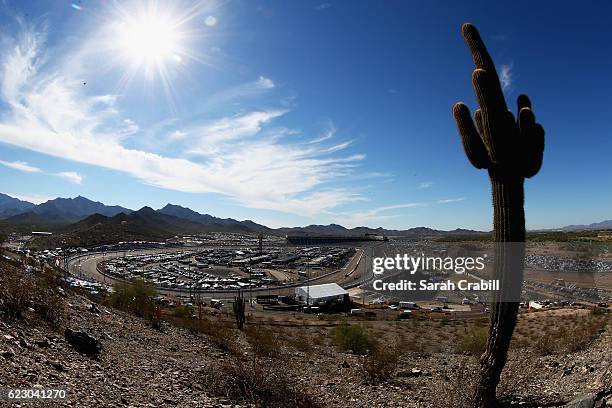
[105,0,216,101]
[116,12,181,67]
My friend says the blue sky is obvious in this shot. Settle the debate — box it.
[0,0,610,230]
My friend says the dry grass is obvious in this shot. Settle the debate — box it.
[166,315,239,354]
[513,313,609,355]
[204,356,321,408]
[245,324,282,358]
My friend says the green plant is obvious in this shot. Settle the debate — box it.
[333,323,375,355]
[109,279,156,318]
[171,304,193,319]
[452,22,544,408]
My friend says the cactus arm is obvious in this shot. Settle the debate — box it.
[518,101,545,178]
[523,123,544,178]
[453,102,490,169]
[462,23,496,71]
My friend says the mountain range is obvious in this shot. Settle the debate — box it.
[558,220,612,231]
[0,194,610,246]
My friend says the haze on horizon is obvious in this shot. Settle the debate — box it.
[0,0,610,231]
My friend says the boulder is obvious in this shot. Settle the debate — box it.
[565,394,596,408]
[64,329,102,358]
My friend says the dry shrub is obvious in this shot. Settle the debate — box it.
[205,357,320,408]
[245,325,281,358]
[455,326,488,355]
[171,305,194,319]
[109,279,156,318]
[287,331,313,353]
[167,315,239,354]
[333,323,375,355]
[0,263,35,318]
[533,316,607,355]
[560,317,606,353]
[534,332,556,355]
[0,262,66,328]
[361,343,399,384]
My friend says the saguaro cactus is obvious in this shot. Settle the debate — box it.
[452,23,544,407]
[233,290,246,331]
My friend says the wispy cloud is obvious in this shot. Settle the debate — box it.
[315,3,332,10]
[169,130,188,140]
[0,26,364,216]
[201,76,276,109]
[188,110,287,155]
[437,197,465,204]
[307,121,336,144]
[500,64,512,91]
[334,198,465,227]
[418,181,433,189]
[0,159,41,173]
[55,171,83,184]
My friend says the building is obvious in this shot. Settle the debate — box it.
[295,283,348,306]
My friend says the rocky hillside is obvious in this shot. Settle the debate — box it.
[0,261,610,407]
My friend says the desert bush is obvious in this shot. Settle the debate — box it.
[455,326,488,355]
[0,264,34,318]
[533,332,556,355]
[109,279,156,318]
[333,323,375,355]
[562,317,606,353]
[171,305,193,319]
[532,317,607,355]
[0,262,66,327]
[245,325,281,358]
[361,343,399,383]
[168,314,238,354]
[591,306,608,316]
[205,357,320,408]
[286,331,313,353]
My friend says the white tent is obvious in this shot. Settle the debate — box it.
[295,283,348,305]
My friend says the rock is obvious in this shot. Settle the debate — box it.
[565,394,597,408]
[340,360,350,368]
[64,328,102,358]
[48,360,67,372]
[35,338,51,348]
[1,347,15,359]
[19,337,31,349]
[397,368,430,378]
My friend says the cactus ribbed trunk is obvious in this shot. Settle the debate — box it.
[474,173,525,407]
[491,175,525,242]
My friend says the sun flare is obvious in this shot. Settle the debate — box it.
[118,16,178,63]
[115,10,183,70]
